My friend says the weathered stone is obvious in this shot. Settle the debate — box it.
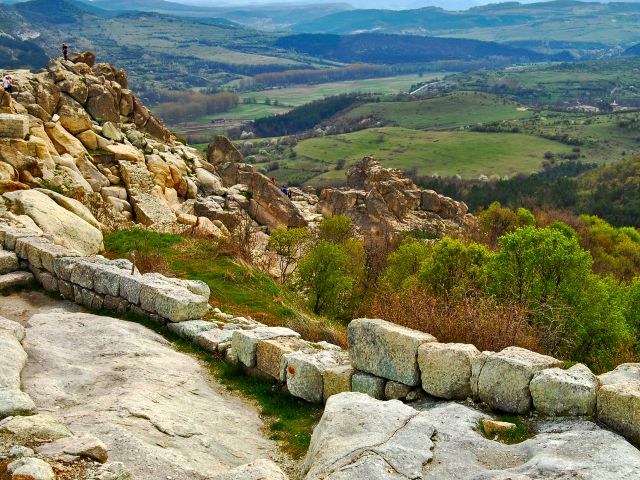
[351,371,386,400]
[207,135,243,166]
[58,98,93,134]
[105,144,145,163]
[598,383,640,445]
[0,114,29,139]
[384,381,412,400]
[0,413,73,440]
[211,459,288,480]
[530,363,598,416]
[0,388,37,418]
[196,167,225,195]
[154,285,210,322]
[256,336,309,381]
[0,271,34,290]
[8,445,34,458]
[232,327,300,368]
[322,364,354,403]
[0,315,26,341]
[101,122,123,142]
[284,349,350,403]
[193,329,233,353]
[44,121,87,157]
[302,392,435,480]
[348,318,436,386]
[7,457,55,480]
[418,342,479,400]
[35,188,102,231]
[0,249,19,273]
[37,433,109,463]
[3,189,103,255]
[599,363,640,386]
[481,419,516,437]
[472,347,562,414]
[167,320,219,341]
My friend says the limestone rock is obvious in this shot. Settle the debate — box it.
[599,363,640,386]
[0,413,73,440]
[384,381,412,400]
[211,459,288,480]
[101,122,123,142]
[196,167,226,196]
[0,388,37,418]
[0,271,34,290]
[351,371,386,400]
[348,318,436,386]
[58,98,93,134]
[256,336,309,381]
[37,433,109,463]
[598,383,640,445]
[472,346,562,414]
[0,315,26,341]
[418,342,479,400]
[105,144,145,163]
[3,189,103,255]
[44,121,87,157]
[284,348,350,403]
[0,249,19,273]
[232,327,301,368]
[530,363,597,416]
[322,365,354,403]
[207,135,243,166]
[167,320,219,341]
[7,457,55,480]
[302,392,435,480]
[481,419,516,437]
[34,188,102,230]
[194,329,233,353]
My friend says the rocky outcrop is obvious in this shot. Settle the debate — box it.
[318,157,470,237]
[207,135,243,166]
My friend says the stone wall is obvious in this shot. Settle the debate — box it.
[2,228,638,448]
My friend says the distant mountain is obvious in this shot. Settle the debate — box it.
[276,33,570,64]
[292,1,640,49]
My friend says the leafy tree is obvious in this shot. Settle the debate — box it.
[318,215,354,244]
[267,227,310,283]
[295,241,354,314]
[382,240,432,290]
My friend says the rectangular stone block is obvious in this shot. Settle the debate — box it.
[232,327,300,368]
[418,342,480,400]
[0,114,28,139]
[598,383,640,446]
[351,371,386,400]
[256,337,309,381]
[323,364,354,403]
[285,349,350,403]
[194,329,234,353]
[167,320,219,341]
[348,318,437,386]
[0,250,18,274]
[154,288,209,322]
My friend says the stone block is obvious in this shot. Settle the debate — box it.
[351,371,386,400]
[598,383,640,445]
[285,349,350,403]
[232,327,300,368]
[0,271,34,290]
[323,365,354,403]
[472,347,562,414]
[7,457,55,480]
[530,363,597,416]
[0,388,37,418]
[0,249,18,274]
[31,267,58,292]
[348,318,436,386]
[385,381,412,400]
[167,320,219,341]
[154,287,209,322]
[256,337,309,381]
[0,114,29,139]
[418,342,479,400]
[599,363,640,387]
[194,329,234,353]
[58,279,74,300]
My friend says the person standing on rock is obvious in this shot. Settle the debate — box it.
[281,184,287,196]
[62,44,68,61]
[2,75,13,94]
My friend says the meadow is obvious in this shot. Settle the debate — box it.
[255,127,574,186]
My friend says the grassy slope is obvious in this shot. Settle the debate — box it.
[343,92,532,130]
[273,127,573,184]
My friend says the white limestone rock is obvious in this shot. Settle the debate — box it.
[284,348,350,403]
[232,327,300,368]
[530,363,598,416]
[351,371,386,400]
[418,342,480,400]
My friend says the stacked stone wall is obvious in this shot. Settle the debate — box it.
[0,113,28,139]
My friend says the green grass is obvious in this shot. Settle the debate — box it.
[272,127,573,184]
[479,416,534,445]
[343,92,533,130]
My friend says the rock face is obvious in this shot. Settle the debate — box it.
[530,363,598,416]
[0,315,36,418]
[207,135,243,166]
[348,318,436,386]
[318,157,470,237]
[418,342,479,400]
[21,311,280,479]
[302,392,435,480]
[211,459,289,480]
[472,346,562,414]
[598,383,640,445]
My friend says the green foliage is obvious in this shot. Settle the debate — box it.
[268,227,310,282]
[382,240,432,290]
[479,416,534,445]
[318,215,353,244]
[419,238,491,298]
[295,241,355,315]
[479,202,535,248]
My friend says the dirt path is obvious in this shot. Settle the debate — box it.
[1,292,282,480]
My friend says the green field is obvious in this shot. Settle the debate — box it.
[255,127,575,185]
[343,92,533,130]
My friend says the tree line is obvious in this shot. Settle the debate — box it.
[152,90,239,124]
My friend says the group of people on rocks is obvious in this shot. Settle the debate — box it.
[271,177,292,199]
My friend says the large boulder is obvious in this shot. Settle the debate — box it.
[44,121,87,157]
[530,363,598,416]
[348,318,436,386]
[216,161,307,230]
[302,392,435,480]
[0,413,73,440]
[7,457,55,480]
[418,342,480,400]
[3,189,103,255]
[599,363,640,386]
[598,383,640,445]
[471,347,562,414]
[207,135,243,166]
